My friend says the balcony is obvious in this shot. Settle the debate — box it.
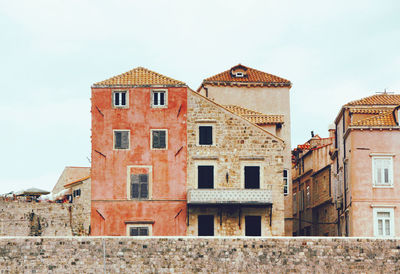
[187,189,272,205]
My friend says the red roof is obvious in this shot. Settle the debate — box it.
[346,94,400,106]
[202,64,291,87]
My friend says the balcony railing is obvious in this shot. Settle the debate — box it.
[187,189,272,205]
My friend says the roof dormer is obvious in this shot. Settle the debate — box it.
[230,64,248,78]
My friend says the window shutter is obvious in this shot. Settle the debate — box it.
[131,174,140,198]
[115,132,122,148]
[159,131,166,148]
[153,131,160,148]
[121,131,129,149]
[130,227,138,236]
[139,227,149,236]
[139,174,148,198]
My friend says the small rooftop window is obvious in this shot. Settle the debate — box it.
[235,72,244,77]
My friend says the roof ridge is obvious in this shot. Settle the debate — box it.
[93,66,186,87]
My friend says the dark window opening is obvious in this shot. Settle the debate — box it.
[114,131,129,149]
[245,216,261,236]
[199,126,212,145]
[152,130,166,149]
[129,227,149,236]
[198,215,214,236]
[114,91,127,107]
[121,92,126,105]
[245,166,260,189]
[131,174,149,199]
[198,166,214,189]
[153,91,166,106]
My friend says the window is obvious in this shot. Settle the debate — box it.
[245,216,261,236]
[113,91,127,107]
[152,90,167,107]
[373,208,394,237]
[130,174,149,199]
[306,185,310,208]
[114,130,129,149]
[199,126,213,145]
[283,169,289,195]
[151,130,167,149]
[244,166,260,189]
[293,192,297,214]
[198,166,214,189]
[73,189,81,197]
[198,215,214,236]
[235,72,244,77]
[127,225,151,236]
[372,157,393,187]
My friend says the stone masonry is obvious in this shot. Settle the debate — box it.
[0,199,89,236]
[187,90,285,236]
[0,237,399,273]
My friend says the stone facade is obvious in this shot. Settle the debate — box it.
[0,237,399,273]
[292,133,336,236]
[66,178,91,235]
[187,90,285,236]
[0,199,89,236]
[52,167,90,194]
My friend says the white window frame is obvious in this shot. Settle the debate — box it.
[126,165,153,200]
[126,224,152,236]
[372,155,394,187]
[113,129,130,150]
[235,72,244,77]
[150,129,168,150]
[112,90,128,108]
[151,89,168,108]
[373,207,395,237]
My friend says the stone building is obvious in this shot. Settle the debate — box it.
[197,64,293,235]
[52,166,90,195]
[186,89,285,236]
[333,93,400,236]
[90,67,188,236]
[291,132,336,236]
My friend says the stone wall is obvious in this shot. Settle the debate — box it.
[187,91,285,236]
[0,237,399,273]
[0,199,89,236]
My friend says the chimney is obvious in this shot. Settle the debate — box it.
[328,124,335,139]
[311,131,314,138]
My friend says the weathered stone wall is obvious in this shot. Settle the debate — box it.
[187,91,285,236]
[0,199,89,236]
[69,178,91,234]
[0,237,399,273]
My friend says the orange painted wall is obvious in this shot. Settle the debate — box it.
[90,87,187,236]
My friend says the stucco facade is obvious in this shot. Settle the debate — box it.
[90,67,188,236]
[187,89,285,236]
[333,94,400,237]
[198,64,293,235]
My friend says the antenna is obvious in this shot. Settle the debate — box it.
[86,157,91,164]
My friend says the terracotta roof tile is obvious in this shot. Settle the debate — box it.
[224,105,284,125]
[347,94,400,106]
[93,67,185,87]
[349,108,385,114]
[351,111,397,126]
[202,64,291,87]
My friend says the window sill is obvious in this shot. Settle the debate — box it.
[151,105,168,109]
[372,185,394,188]
[113,106,129,109]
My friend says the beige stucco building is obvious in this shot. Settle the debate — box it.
[187,88,285,236]
[197,64,293,235]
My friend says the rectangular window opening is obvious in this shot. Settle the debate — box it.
[199,126,213,145]
[245,216,261,236]
[130,173,149,199]
[152,130,167,149]
[113,91,127,107]
[198,166,214,189]
[129,227,149,236]
[198,215,214,236]
[245,166,260,189]
[114,130,129,149]
[152,90,166,107]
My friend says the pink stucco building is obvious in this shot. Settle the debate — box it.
[333,93,400,236]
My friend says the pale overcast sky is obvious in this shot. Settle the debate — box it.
[0,0,399,194]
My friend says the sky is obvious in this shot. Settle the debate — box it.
[0,0,399,194]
